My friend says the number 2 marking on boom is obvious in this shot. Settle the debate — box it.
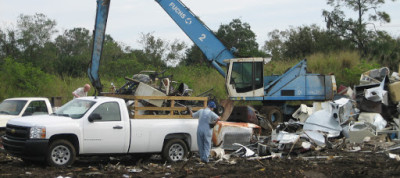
[199,34,206,42]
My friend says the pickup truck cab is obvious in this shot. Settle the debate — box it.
[0,97,53,128]
[2,96,198,166]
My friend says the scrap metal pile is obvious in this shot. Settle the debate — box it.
[107,71,224,116]
[209,67,400,162]
[114,70,192,97]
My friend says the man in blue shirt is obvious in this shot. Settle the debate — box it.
[189,101,220,163]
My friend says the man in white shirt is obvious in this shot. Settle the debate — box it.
[72,84,91,99]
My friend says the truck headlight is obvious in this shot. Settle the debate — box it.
[30,126,46,139]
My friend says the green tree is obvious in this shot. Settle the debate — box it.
[263,29,287,60]
[368,31,400,70]
[182,19,266,66]
[165,39,187,66]
[138,32,187,68]
[181,45,206,66]
[39,42,58,74]
[283,26,315,59]
[102,57,145,78]
[284,25,354,59]
[54,28,92,77]
[55,28,91,56]
[0,28,21,60]
[100,35,141,77]
[102,35,125,60]
[17,13,57,65]
[138,32,167,68]
[216,19,265,57]
[322,0,397,55]
[263,25,353,60]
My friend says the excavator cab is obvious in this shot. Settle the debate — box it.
[225,58,266,99]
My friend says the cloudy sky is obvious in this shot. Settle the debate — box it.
[1,0,399,49]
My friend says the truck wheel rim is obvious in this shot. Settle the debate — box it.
[168,143,184,161]
[51,145,71,165]
[271,114,276,122]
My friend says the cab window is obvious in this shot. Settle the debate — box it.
[23,100,48,116]
[91,102,121,121]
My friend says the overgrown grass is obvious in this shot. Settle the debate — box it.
[306,51,380,86]
[0,50,383,105]
[263,60,298,76]
[167,65,226,99]
[264,51,381,87]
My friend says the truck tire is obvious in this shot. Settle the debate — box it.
[162,139,188,162]
[46,139,76,167]
[261,106,283,128]
[216,105,224,116]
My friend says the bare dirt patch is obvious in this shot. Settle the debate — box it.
[1,149,400,177]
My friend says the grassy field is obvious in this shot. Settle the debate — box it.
[0,51,381,105]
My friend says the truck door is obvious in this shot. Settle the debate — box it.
[83,102,128,153]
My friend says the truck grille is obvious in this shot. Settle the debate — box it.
[2,124,31,156]
[5,124,30,140]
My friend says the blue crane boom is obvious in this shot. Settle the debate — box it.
[156,0,234,77]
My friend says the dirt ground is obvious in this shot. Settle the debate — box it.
[1,143,400,178]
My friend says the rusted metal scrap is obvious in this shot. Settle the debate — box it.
[212,121,261,150]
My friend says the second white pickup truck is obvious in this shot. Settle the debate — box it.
[0,97,53,128]
[2,96,199,166]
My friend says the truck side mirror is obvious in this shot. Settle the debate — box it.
[88,113,102,122]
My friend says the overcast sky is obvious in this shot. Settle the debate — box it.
[1,0,399,49]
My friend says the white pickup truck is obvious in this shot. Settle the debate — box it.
[2,96,199,167]
[0,97,53,128]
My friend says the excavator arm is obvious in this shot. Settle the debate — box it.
[156,0,236,77]
[88,0,111,94]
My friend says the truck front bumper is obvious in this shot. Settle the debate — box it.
[2,136,49,160]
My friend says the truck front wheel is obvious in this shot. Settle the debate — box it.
[162,139,188,162]
[46,139,76,167]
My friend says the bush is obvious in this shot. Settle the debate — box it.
[0,58,55,100]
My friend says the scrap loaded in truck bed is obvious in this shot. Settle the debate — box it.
[102,93,208,119]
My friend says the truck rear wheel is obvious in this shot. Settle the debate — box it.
[162,139,188,162]
[216,105,224,116]
[46,139,76,167]
[261,106,283,128]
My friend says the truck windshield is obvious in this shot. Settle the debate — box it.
[0,100,27,115]
[54,99,95,119]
